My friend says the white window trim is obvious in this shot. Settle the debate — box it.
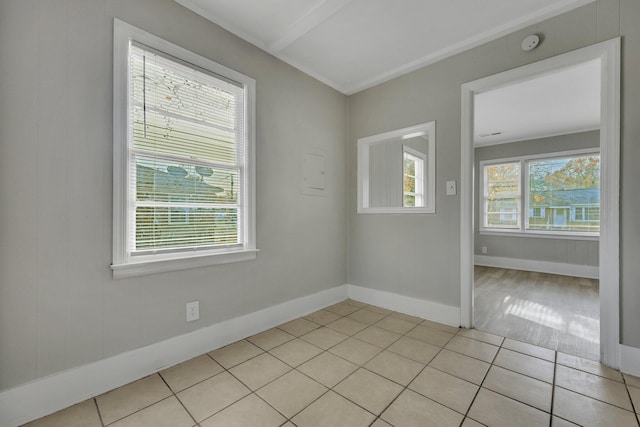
[402,145,426,208]
[480,159,521,230]
[112,19,256,279]
[357,121,436,214]
[479,148,600,239]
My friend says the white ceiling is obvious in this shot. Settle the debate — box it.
[175,0,594,95]
[474,59,601,146]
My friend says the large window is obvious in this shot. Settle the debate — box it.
[480,150,600,237]
[112,20,256,278]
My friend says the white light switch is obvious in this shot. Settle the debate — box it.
[446,180,457,196]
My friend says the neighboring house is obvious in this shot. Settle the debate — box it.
[486,188,600,232]
[135,164,238,250]
[529,188,600,232]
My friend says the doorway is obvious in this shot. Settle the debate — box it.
[460,38,620,367]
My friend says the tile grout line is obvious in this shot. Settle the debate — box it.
[549,349,557,427]
[92,397,106,427]
[273,302,392,424]
[256,310,381,425]
[459,333,504,425]
[119,302,557,426]
[360,323,460,426]
[552,382,637,413]
[157,372,199,427]
[206,300,394,425]
[621,376,640,426]
[358,334,439,425]
[288,302,402,424]
[489,347,556,384]
[453,331,637,423]
[36,299,634,427]
[96,377,178,427]
[274,301,433,425]
[198,353,289,425]
[462,338,621,421]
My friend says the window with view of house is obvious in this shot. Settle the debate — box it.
[112,20,256,278]
[480,151,600,236]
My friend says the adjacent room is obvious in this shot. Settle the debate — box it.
[472,61,602,361]
[1,1,640,426]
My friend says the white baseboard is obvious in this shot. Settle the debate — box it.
[0,285,348,427]
[620,344,640,377]
[346,284,460,327]
[0,283,462,427]
[474,255,599,279]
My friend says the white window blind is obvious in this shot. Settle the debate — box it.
[128,43,246,255]
[112,20,256,278]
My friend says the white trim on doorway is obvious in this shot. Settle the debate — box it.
[460,38,621,368]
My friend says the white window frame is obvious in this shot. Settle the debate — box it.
[479,148,600,240]
[402,145,426,207]
[112,19,256,279]
[480,160,521,230]
[357,121,436,214]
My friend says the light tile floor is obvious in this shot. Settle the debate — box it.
[23,300,640,427]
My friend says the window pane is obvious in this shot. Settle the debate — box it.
[132,111,237,165]
[136,207,238,251]
[486,198,520,228]
[484,162,520,229]
[528,155,600,232]
[404,157,415,176]
[135,156,239,205]
[403,149,425,207]
[486,163,520,196]
[128,43,247,255]
[130,45,241,165]
[404,176,415,193]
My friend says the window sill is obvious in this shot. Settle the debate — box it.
[478,229,599,241]
[111,249,258,279]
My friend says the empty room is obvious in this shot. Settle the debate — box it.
[1,1,640,426]
[472,64,602,361]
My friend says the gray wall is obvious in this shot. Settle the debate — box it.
[348,0,640,347]
[369,141,403,207]
[0,0,347,391]
[474,131,600,265]
[3,0,640,394]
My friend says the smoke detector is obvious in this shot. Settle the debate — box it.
[521,34,540,52]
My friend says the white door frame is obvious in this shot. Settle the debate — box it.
[460,38,621,368]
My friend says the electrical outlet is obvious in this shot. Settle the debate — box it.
[186,301,200,322]
[482,246,488,254]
